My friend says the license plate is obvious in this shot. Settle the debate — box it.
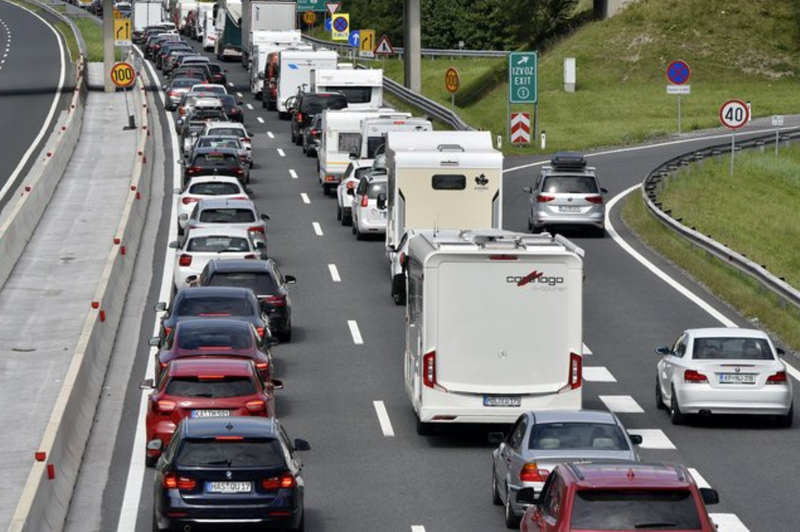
[484,396,522,407]
[191,409,231,418]
[718,373,756,384]
[207,481,252,494]
[559,206,581,213]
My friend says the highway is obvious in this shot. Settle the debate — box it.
[64,40,800,532]
[0,0,68,209]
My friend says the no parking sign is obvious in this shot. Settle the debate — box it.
[331,13,349,41]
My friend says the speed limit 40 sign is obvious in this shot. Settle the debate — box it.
[719,100,749,130]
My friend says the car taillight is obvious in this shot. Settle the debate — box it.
[255,327,266,338]
[256,361,269,373]
[296,112,303,122]
[767,371,788,384]
[182,197,200,205]
[586,195,604,204]
[310,129,318,136]
[537,195,555,203]
[568,352,582,390]
[245,400,266,413]
[163,472,196,491]
[244,254,257,259]
[360,194,369,207]
[155,400,176,413]
[520,463,549,482]
[248,226,265,234]
[261,473,296,490]
[261,295,286,307]
[179,254,192,267]
[346,181,356,190]
[684,369,708,383]
[168,90,178,97]
[422,350,436,389]
[325,175,336,182]
[186,166,203,175]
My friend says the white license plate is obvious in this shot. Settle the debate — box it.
[718,373,756,384]
[207,481,252,494]
[191,410,231,418]
[559,206,582,213]
[484,396,522,407]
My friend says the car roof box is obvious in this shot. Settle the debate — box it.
[550,152,587,170]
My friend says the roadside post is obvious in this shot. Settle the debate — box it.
[719,100,750,176]
[445,67,459,113]
[666,60,691,133]
[508,52,538,148]
[772,115,784,157]
[110,62,137,129]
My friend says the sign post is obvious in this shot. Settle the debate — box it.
[445,67,459,113]
[666,60,691,133]
[508,52,538,147]
[719,100,750,176]
[110,62,137,129]
[772,115,784,157]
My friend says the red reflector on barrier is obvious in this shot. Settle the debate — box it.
[47,464,55,480]
[35,452,46,462]
[91,301,99,309]
[99,310,106,322]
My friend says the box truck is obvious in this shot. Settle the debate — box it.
[311,68,384,110]
[132,1,164,41]
[240,1,297,66]
[274,49,338,119]
[173,0,198,33]
[215,0,243,61]
[404,229,584,434]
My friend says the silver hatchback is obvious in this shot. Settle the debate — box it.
[524,153,607,237]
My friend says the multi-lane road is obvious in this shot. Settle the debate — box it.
[56,37,800,532]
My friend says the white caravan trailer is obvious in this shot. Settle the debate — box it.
[358,116,433,160]
[201,10,216,51]
[318,109,410,193]
[404,229,584,434]
[248,30,303,98]
[311,68,384,110]
[275,49,338,118]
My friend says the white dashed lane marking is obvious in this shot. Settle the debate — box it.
[373,401,395,437]
[246,103,253,110]
[236,91,243,97]
[312,222,323,236]
[348,320,363,345]
[328,264,341,282]
[583,366,616,382]
[599,395,644,413]
[411,527,426,532]
[709,514,750,532]
[277,148,285,157]
[289,169,298,179]
[267,131,275,139]
[300,193,310,204]
[626,429,676,450]
[256,117,264,123]
[688,468,711,489]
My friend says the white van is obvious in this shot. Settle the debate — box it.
[318,109,409,193]
[311,68,384,110]
[385,131,503,302]
[275,49,338,119]
[405,229,585,434]
[358,116,432,160]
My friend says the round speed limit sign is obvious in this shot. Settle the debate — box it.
[719,100,749,130]
[110,62,136,88]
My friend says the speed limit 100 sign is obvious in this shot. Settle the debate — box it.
[719,100,749,130]
[110,62,136,88]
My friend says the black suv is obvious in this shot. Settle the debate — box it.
[184,147,249,184]
[288,91,348,145]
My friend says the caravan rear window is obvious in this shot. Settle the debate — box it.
[338,133,362,154]
[432,175,466,190]
[326,86,372,104]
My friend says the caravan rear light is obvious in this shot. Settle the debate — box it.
[393,121,405,125]
[568,352,582,390]
[422,351,436,389]
[360,193,369,207]
[586,195,604,204]
[489,255,518,261]
[325,175,336,182]
[537,195,555,203]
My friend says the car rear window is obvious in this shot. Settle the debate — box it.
[196,139,241,151]
[166,377,256,398]
[172,78,197,88]
[177,439,285,467]
[175,296,253,317]
[693,337,774,360]
[177,328,253,350]
[570,489,702,530]
[208,127,246,138]
[325,86,372,104]
[186,236,250,253]
[208,64,223,75]
[189,181,241,196]
[207,272,278,295]
[198,208,255,223]
[366,182,387,200]
[542,175,599,194]
[192,154,239,167]
[528,422,629,451]
[300,94,348,115]
[195,86,226,94]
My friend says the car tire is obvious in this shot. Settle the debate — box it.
[145,454,157,468]
[341,210,352,226]
[278,112,289,120]
[670,387,686,425]
[323,185,332,196]
[776,404,794,428]
[391,274,406,305]
[595,226,606,238]
[295,512,305,532]
[504,488,521,529]
[491,467,502,506]
[302,142,307,155]
[261,98,267,109]
[336,205,342,221]
[355,224,365,241]
[306,148,315,158]
[290,129,296,143]
[152,513,164,532]
[416,416,433,436]
[655,379,666,410]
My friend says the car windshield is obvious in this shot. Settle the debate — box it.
[174,296,252,317]
[209,127,246,138]
[186,236,250,253]
[693,337,774,360]
[528,422,629,451]
[177,328,253,350]
[176,439,285,467]
[300,94,348,115]
[192,153,239,167]
[570,489,702,530]
[325,86,372,104]
[207,272,278,295]
[165,377,257,398]
[366,182,387,200]
[198,208,256,223]
[542,175,599,194]
[354,167,371,180]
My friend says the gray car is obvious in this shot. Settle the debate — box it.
[181,198,269,246]
[523,152,607,237]
[489,409,641,528]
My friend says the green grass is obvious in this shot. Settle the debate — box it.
[621,169,800,352]
[55,21,79,61]
[75,18,104,62]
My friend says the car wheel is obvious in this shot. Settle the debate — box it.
[323,184,332,196]
[491,467,502,506]
[336,205,342,221]
[342,210,352,226]
[670,387,686,425]
[595,226,606,238]
[416,416,433,436]
[295,512,305,532]
[306,148,315,158]
[391,274,406,305]
[355,224,365,241]
[504,487,521,529]
[302,142,307,155]
[261,98,267,109]
[145,454,157,468]
[655,379,666,410]
[290,129,296,143]
[776,404,794,428]
[279,322,292,343]
[152,513,163,532]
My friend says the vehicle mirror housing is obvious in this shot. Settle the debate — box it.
[148,336,161,347]
[185,274,198,284]
[265,336,280,347]
[260,213,270,221]
[522,186,532,194]
[629,434,643,445]
[777,347,786,357]
[139,378,155,390]
[601,187,609,194]
[178,214,189,222]
[168,240,180,249]
[173,187,183,194]
[254,241,266,250]
[244,187,254,195]
[293,438,311,451]
[516,487,537,505]
[270,378,284,391]
[238,100,244,106]
[386,244,397,254]
[162,85,167,90]
[488,432,505,445]
[284,275,296,285]
[349,148,359,160]
[154,302,167,312]
[700,487,720,505]
[147,439,163,452]
[654,345,672,355]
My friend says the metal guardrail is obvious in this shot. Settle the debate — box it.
[301,34,509,57]
[642,127,800,311]
[25,0,88,58]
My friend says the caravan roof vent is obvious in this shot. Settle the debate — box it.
[550,152,587,170]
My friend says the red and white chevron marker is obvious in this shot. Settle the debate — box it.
[511,112,531,144]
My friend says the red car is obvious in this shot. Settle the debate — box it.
[140,357,278,467]
[150,318,276,382]
[518,462,720,532]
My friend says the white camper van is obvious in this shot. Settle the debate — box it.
[358,116,433,160]
[248,30,303,98]
[311,68,384,110]
[275,49,338,119]
[385,131,503,302]
[201,10,216,51]
[318,109,410,193]
[404,229,584,435]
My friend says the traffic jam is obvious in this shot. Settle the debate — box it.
[135,1,794,531]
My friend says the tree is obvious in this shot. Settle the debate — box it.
[505,0,578,48]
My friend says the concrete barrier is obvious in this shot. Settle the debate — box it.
[7,65,156,532]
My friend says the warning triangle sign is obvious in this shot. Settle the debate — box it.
[374,34,394,56]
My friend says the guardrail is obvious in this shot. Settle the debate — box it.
[301,36,475,131]
[7,65,155,532]
[642,127,800,312]
[25,0,88,58]
[301,34,509,57]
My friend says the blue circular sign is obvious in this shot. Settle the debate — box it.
[333,16,348,32]
[667,60,691,85]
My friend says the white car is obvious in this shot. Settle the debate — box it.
[655,327,793,426]
[336,160,373,226]
[170,227,266,289]
[191,83,228,95]
[176,176,250,235]
[351,173,388,240]
[202,121,252,161]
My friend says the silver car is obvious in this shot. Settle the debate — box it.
[655,327,793,426]
[523,152,607,237]
[181,198,269,247]
[489,410,641,528]
[350,174,388,240]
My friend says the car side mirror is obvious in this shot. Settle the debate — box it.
[173,187,182,194]
[177,159,185,166]
[224,68,229,73]
[258,72,265,79]
[147,439,163,452]
[168,240,180,249]
[260,213,270,221]
[516,487,538,505]
[488,432,505,445]
[654,345,672,355]
[293,438,311,451]
[601,187,609,194]
[265,336,280,347]
[185,274,198,284]
[700,488,720,505]
[284,275,296,285]
[245,187,254,195]
[154,302,167,312]
[377,192,387,210]
[238,100,244,106]
[386,244,396,254]
[270,378,284,391]
[346,188,354,196]
[148,336,161,347]
[255,241,266,250]
[522,186,532,194]
[162,84,167,90]
[178,214,189,222]
[139,378,155,390]
[777,347,786,357]
[629,434,643,445]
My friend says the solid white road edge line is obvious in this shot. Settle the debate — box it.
[117,50,179,532]
[289,169,298,179]
[312,222,323,236]
[328,263,341,282]
[300,193,310,204]
[348,320,363,345]
[0,2,66,205]
[372,401,395,437]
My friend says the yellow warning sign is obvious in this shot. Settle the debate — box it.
[114,19,131,45]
